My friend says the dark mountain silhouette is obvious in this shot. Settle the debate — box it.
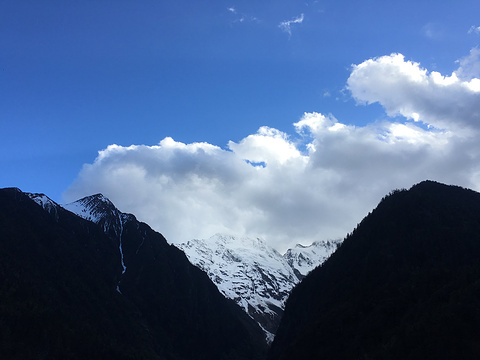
[269,180,480,360]
[0,188,266,360]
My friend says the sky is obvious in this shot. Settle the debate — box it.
[2,0,480,252]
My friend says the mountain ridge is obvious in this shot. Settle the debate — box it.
[1,188,267,359]
[4,180,480,358]
[30,190,341,343]
[269,180,480,360]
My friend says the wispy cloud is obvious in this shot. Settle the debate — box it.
[468,25,480,34]
[454,47,480,80]
[279,13,304,37]
[226,6,259,24]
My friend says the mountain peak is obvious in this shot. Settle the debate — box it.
[27,192,60,219]
[294,244,308,249]
[63,194,118,224]
[177,234,298,342]
[4,187,22,193]
[206,233,272,252]
[27,192,57,206]
[177,234,341,342]
[283,239,342,278]
[86,193,112,203]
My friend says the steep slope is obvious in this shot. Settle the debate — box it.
[63,194,130,289]
[64,194,268,360]
[270,181,480,360]
[0,189,267,359]
[1,188,156,359]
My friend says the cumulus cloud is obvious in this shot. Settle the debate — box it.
[65,49,480,253]
[347,53,480,131]
[279,13,304,37]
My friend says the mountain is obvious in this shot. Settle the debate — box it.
[269,181,480,360]
[176,234,341,341]
[62,193,130,288]
[0,188,267,359]
[283,239,342,279]
[177,234,297,342]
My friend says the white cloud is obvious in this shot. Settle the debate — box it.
[279,13,304,37]
[347,53,480,131]
[65,49,480,253]
[228,126,303,166]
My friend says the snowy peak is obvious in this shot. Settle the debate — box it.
[63,194,134,235]
[284,239,342,278]
[177,234,298,342]
[177,234,342,342]
[63,194,131,281]
[63,194,117,224]
[187,234,287,270]
[27,193,60,219]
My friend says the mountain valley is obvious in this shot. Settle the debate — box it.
[176,235,341,340]
[2,181,480,359]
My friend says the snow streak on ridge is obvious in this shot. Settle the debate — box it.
[62,194,130,292]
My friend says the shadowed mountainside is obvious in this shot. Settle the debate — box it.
[269,181,480,360]
[0,188,266,360]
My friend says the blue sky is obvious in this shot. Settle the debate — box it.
[2,1,480,250]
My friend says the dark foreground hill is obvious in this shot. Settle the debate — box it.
[0,188,266,360]
[269,181,480,360]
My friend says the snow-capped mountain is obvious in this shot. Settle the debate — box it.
[30,193,131,273]
[17,190,267,358]
[27,192,60,219]
[29,191,340,343]
[284,239,342,279]
[63,194,132,284]
[62,193,133,231]
[28,192,341,342]
[176,234,342,342]
[177,234,297,342]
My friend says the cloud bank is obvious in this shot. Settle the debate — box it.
[64,50,480,252]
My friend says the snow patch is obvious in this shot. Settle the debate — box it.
[27,193,59,219]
